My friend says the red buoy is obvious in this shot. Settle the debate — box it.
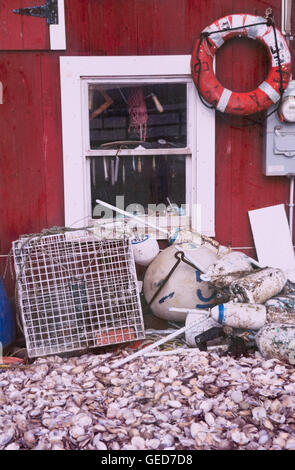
[191,14,292,115]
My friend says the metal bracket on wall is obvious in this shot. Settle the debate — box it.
[265,8,273,20]
[13,0,58,25]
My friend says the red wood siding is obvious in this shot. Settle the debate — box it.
[0,0,49,50]
[0,0,295,294]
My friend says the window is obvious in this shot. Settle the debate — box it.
[60,56,215,238]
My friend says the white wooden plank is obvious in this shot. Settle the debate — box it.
[194,85,215,236]
[248,204,295,272]
[61,55,192,78]
[50,0,66,50]
[60,62,86,227]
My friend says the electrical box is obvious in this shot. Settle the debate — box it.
[263,80,295,176]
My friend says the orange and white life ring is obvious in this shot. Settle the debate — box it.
[191,14,292,115]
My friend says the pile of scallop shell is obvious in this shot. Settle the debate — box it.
[1,348,295,450]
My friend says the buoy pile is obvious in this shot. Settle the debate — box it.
[141,234,295,364]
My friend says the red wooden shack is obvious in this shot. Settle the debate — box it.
[1,0,295,295]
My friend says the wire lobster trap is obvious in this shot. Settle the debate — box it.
[12,230,145,358]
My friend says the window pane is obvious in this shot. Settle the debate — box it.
[89,83,187,149]
[91,154,187,218]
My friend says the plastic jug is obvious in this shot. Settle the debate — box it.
[211,302,266,330]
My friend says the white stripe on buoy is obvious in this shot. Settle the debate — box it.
[204,24,224,48]
[231,14,246,32]
[217,88,232,112]
[259,81,281,103]
[245,15,267,39]
[262,29,291,66]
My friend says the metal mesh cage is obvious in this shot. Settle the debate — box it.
[12,230,145,357]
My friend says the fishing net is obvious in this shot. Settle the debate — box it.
[127,87,148,141]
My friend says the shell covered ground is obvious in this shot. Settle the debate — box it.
[1,348,295,451]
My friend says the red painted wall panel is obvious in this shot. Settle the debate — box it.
[0,0,295,296]
[213,0,295,251]
[65,0,89,53]
[0,0,49,50]
[40,54,64,228]
[88,0,138,55]
[0,1,23,50]
[0,54,48,292]
[0,54,48,239]
[21,0,50,50]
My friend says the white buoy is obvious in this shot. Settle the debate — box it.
[184,312,222,347]
[200,251,256,282]
[255,324,295,364]
[143,245,219,321]
[131,236,160,267]
[211,302,266,330]
[229,268,287,304]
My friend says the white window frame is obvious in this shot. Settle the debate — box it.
[60,55,215,237]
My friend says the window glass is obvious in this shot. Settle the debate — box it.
[89,83,187,149]
[91,154,187,218]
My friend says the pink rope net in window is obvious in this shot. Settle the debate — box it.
[127,87,148,141]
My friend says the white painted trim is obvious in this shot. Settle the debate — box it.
[195,89,215,235]
[85,149,191,157]
[60,56,215,236]
[62,55,192,78]
[50,0,66,50]
[282,0,292,36]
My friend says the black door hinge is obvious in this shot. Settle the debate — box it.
[13,0,58,25]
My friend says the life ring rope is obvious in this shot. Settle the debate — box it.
[191,14,291,118]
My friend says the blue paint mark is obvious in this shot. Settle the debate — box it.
[156,280,164,287]
[197,289,216,303]
[196,270,202,282]
[196,303,215,309]
[159,291,175,304]
[218,304,224,324]
[196,269,216,308]
[169,227,181,245]
[280,298,295,309]
[131,235,149,245]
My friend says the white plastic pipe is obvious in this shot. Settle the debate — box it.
[95,198,169,236]
[144,345,228,357]
[145,329,178,335]
[168,307,208,315]
[282,0,286,35]
[282,0,292,36]
[111,326,186,368]
[144,348,198,357]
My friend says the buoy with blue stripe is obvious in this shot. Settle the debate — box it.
[143,245,219,321]
[131,235,160,267]
[211,302,266,330]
